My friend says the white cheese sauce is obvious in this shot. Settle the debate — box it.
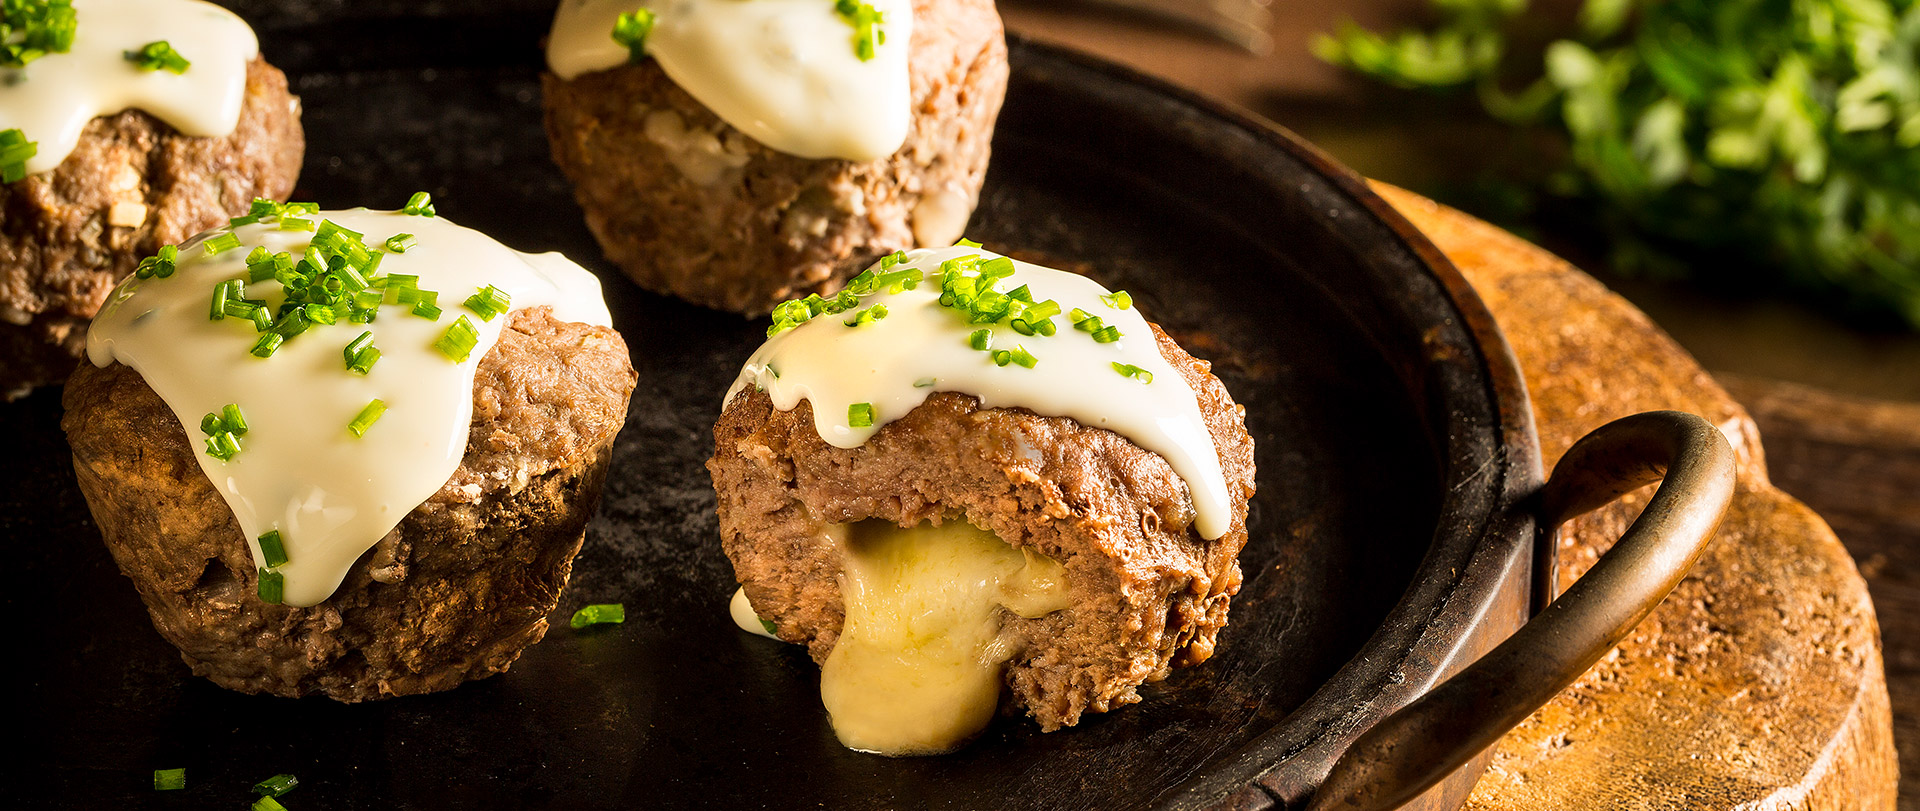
[0,0,258,175]
[87,209,612,607]
[546,0,913,162]
[726,245,1233,540]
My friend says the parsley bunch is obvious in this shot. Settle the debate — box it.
[1317,0,1920,327]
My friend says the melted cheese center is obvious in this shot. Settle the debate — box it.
[728,245,1233,540]
[0,0,258,175]
[87,210,612,607]
[820,519,1070,755]
[546,0,913,162]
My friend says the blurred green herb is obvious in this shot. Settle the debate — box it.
[1316,0,1920,328]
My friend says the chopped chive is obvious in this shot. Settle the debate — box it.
[348,399,387,438]
[384,233,415,253]
[611,9,657,62]
[257,568,284,604]
[1006,345,1038,368]
[305,302,338,325]
[991,349,1012,367]
[250,332,284,358]
[848,402,875,428]
[1006,284,1033,302]
[257,530,288,569]
[1112,362,1154,383]
[249,306,273,332]
[0,128,38,183]
[222,403,248,436]
[968,328,991,351]
[434,315,480,362]
[462,285,511,321]
[1102,290,1133,310]
[277,216,316,232]
[1009,319,1035,336]
[342,331,373,365]
[570,603,627,629]
[759,618,778,635]
[153,768,186,791]
[843,304,887,327]
[253,797,289,811]
[954,237,982,247]
[833,0,886,61]
[199,412,223,435]
[913,377,937,388]
[411,300,442,320]
[202,232,241,255]
[206,431,240,461]
[252,774,299,798]
[1091,325,1123,343]
[208,280,233,321]
[133,245,179,279]
[347,346,381,375]
[125,40,190,73]
[402,191,436,217]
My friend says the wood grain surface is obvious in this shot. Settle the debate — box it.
[1374,184,1898,810]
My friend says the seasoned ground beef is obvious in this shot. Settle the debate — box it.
[709,323,1257,731]
[0,57,304,398]
[542,0,1006,315]
[62,307,636,701]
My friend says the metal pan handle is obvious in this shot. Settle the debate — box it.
[1305,410,1737,811]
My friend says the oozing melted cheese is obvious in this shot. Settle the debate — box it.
[546,0,913,162]
[727,245,1232,540]
[819,519,1070,755]
[0,0,259,175]
[87,210,612,607]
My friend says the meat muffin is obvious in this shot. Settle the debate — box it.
[543,0,1006,314]
[709,245,1256,753]
[64,200,636,700]
[1,0,304,397]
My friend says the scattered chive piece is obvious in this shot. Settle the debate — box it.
[1102,290,1133,310]
[991,349,1012,367]
[206,431,240,461]
[833,0,886,61]
[1,1,77,70]
[0,128,38,183]
[257,568,284,604]
[277,216,315,232]
[250,332,284,358]
[848,402,875,428]
[252,774,299,798]
[257,529,288,569]
[402,191,436,217]
[222,403,248,436]
[133,244,179,279]
[843,304,887,327]
[433,315,480,362]
[611,8,657,62]
[252,795,289,811]
[570,603,627,629]
[1112,362,1154,383]
[305,302,338,325]
[347,346,381,375]
[913,377,936,388]
[1091,325,1122,343]
[125,40,190,73]
[200,412,223,435]
[462,285,511,321]
[412,300,442,320]
[208,280,232,321]
[348,399,387,438]
[153,768,186,791]
[954,237,982,248]
[1008,345,1038,368]
[968,328,991,351]
[202,232,241,256]
[343,330,373,365]
[384,233,415,253]
[759,618,777,635]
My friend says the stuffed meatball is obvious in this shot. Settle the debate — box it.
[709,244,1257,754]
[1,0,304,397]
[543,0,1006,314]
[63,198,636,700]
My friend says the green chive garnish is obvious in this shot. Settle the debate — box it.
[848,402,875,427]
[257,568,284,604]
[1,1,76,69]
[252,774,299,798]
[384,233,415,253]
[412,300,442,320]
[253,795,290,811]
[206,431,240,461]
[134,245,179,279]
[759,618,778,635]
[1102,290,1133,310]
[1009,345,1038,368]
[954,238,982,248]
[1091,325,1122,343]
[0,128,38,183]
[843,304,886,327]
[833,0,885,61]
[1112,362,1154,383]
[222,403,248,436]
[250,332,284,358]
[611,9,657,62]
[348,399,387,438]
[348,346,381,375]
[402,191,436,217]
[570,603,627,629]
[153,768,186,791]
[125,40,190,73]
[434,315,480,362]
[462,285,511,321]
[257,530,288,569]
[200,413,223,435]
[913,377,936,388]
[202,232,241,255]
[968,328,991,351]
[277,216,316,232]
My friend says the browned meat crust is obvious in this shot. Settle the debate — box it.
[61,307,637,701]
[542,0,1006,315]
[708,323,1257,731]
[0,57,304,397]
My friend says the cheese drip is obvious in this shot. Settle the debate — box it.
[86,209,612,608]
[0,0,259,175]
[546,0,913,162]
[820,519,1070,755]
[727,245,1234,540]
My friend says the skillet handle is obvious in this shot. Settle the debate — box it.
[1305,410,1737,811]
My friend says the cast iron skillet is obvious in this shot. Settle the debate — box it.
[4,7,1734,809]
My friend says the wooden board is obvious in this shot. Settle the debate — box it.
[1372,184,1898,809]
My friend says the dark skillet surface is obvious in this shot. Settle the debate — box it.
[5,7,1500,809]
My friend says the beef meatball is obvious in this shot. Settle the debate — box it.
[709,323,1257,732]
[542,0,1006,315]
[62,307,636,701]
[0,58,304,398]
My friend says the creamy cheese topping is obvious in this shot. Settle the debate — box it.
[87,209,612,608]
[727,245,1233,540]
[0,0,258,176]
[546,0,913,162]
[819,519,1070,755]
